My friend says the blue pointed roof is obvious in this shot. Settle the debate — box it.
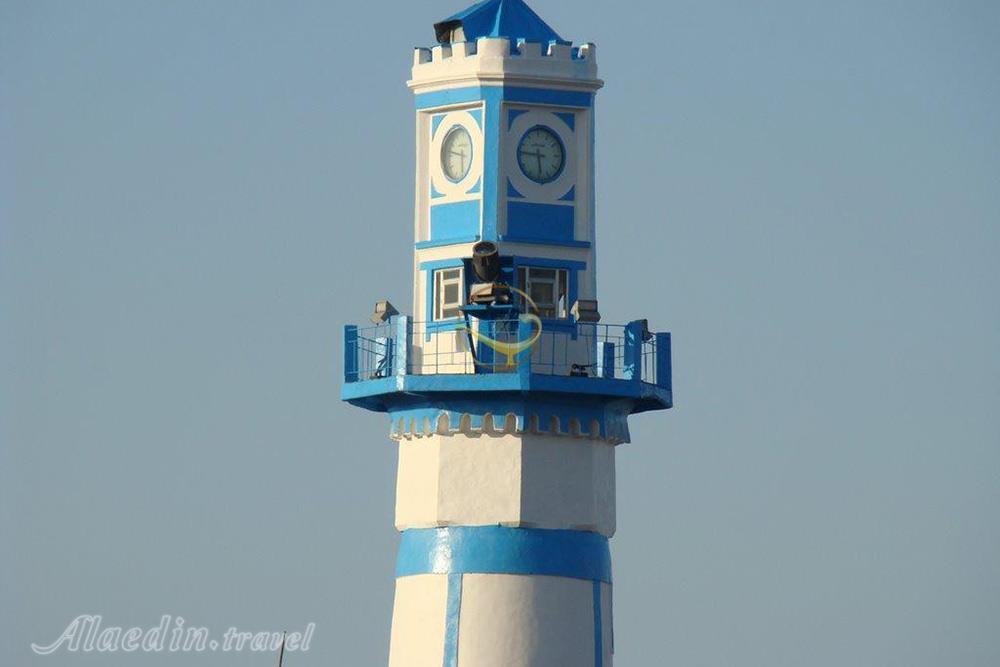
[434,0,566,45]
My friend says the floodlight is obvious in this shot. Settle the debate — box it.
[370,300,399,324]
[571,299,601,323]
[471,241,501,282]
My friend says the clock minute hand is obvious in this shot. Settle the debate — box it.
[520,149,544,174]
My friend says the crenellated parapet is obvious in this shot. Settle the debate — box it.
[387,402,634,445]
[409,37,602,93]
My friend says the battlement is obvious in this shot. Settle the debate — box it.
[408,37,601,94]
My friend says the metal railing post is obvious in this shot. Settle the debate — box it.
[655,332,671,391]
[393,315,410,377]
[517,316,533,386]
[623,320,644,382]
[344,325,358,383]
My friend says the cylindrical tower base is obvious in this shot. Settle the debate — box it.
[387,424,618,666]
[388,527,613,667]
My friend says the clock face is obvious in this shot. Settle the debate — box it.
[441,126,473,182]
[517,126,565,183]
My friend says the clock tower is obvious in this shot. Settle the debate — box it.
[409,1,602,337]
[342,1,673,665]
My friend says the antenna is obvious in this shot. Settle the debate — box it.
[276,631,286,667]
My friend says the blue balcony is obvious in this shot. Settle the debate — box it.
[342,316,672,414]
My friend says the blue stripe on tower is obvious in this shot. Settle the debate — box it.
[443,573,463,667]
[482,90,501,241]
[414,86,594,111]
[396,526,612,583]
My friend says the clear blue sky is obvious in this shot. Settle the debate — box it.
[2,1,998,665]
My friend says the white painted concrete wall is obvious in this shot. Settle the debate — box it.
[458,574,599,667]
[388,573,613,667]
[395,432,616,536]
[388,574,449,667]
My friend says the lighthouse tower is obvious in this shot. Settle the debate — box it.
[342,1,673,665]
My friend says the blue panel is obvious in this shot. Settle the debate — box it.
[508,108,530,129]
[415,236,480,250]
[396,526,612,583]
[502,87,593,108]
[512,256,586,271]
[555,111,576,131]
[656,332,672,392]
[425,319,465,333]
[419,258,467,271]
[507,178,524,199]
[500,236,591,248]
[443,573,462,667]
[517,317,533,385]
[506,202,574,242]
[593,581,603,667]
[431,201,480,241]
[415,86,593,110]
[482,90,501,241]
[468,108,483,128]
[559,185,576,202]
[416,87,485,109]
[475,319,496,372]
[431,113,446,136]
[623,321,643,382]
[343,325,358,382]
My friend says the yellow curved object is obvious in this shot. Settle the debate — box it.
[461,286,543,367]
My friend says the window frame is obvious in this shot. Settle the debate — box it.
[518,265,570,319]
[433,267,465,321]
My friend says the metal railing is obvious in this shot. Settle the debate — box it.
[344,316,671,389]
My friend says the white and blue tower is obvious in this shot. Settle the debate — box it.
[342,1,672,665]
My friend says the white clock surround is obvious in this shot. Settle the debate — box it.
[429,108,484,200]
[505,108,577,202]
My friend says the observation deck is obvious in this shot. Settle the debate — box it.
[342,316,672,416]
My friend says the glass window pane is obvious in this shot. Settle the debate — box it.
[531,282,554,306]
[434,267,463,320]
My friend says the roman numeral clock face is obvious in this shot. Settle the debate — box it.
[517,126,565,183]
